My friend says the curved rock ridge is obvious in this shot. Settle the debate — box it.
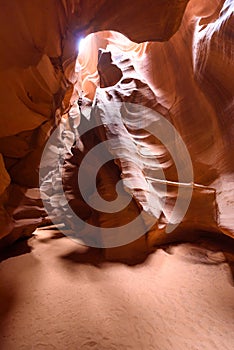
[60,49,222,257]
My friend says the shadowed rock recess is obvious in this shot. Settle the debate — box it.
[0,0,233,259]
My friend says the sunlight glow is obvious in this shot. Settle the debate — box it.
[78,38,86,53]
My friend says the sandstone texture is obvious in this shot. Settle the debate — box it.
[0,0,233,254]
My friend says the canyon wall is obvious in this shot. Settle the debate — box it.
[0,0,233,253]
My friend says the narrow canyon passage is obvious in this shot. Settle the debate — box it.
[0,228,234,350]
[0,1,233,349]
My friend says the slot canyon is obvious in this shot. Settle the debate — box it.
[0,0,233,349]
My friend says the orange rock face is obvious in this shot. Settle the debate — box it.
[0,0,233,252]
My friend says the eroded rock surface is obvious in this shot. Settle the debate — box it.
[60,48,230,260]
[0,0,233,253]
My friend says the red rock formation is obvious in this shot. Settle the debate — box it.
[60,48,222,260]
[0,0,233,256]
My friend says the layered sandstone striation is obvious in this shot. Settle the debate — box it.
[0,0,233,253]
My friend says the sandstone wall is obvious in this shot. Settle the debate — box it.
[0,0,233,250]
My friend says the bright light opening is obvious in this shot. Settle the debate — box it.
[78,38,86,53]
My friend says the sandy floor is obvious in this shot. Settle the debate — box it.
[0,228,234,350]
